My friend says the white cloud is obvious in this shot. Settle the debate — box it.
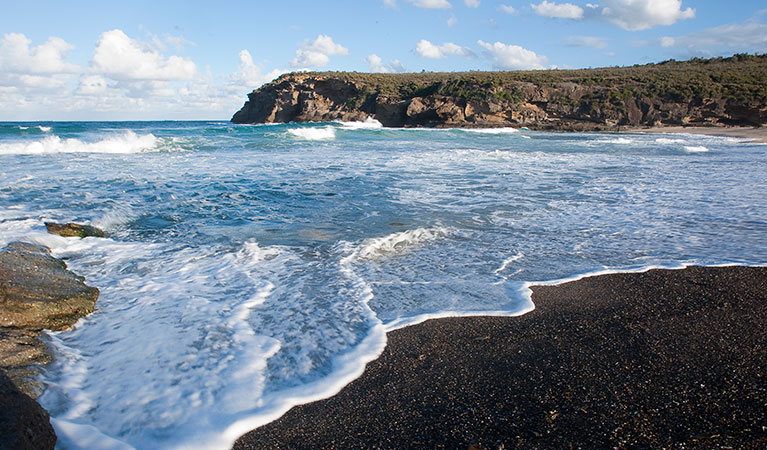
[531,1,584,19]
[409,0,452,9]
[601,0,694,31]
[658,22,767,54]
[415,39,475,59]
[365,54,406,73]
[0,33,79,74]
[465,0,480,7]
[77,75,108,94]
[383,0,397,7]
[500,5,517,14]
[92,29,196,81]
[564,36,609,48]
[230,50,284,88]
[290,34,349,68]
[447,15,458,26]
[477,40,548,69]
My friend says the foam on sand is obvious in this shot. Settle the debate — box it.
[0,131,158,155]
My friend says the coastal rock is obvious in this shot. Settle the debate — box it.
[45,222,104,238]
[0,242,99,331]
[0,242,99,395]
[232,55,767,131]
[0,370,56,450]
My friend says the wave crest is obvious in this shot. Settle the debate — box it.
[0,131,158,155]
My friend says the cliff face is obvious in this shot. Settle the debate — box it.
[232,55,767,130]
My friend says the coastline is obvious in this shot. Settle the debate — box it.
[623,125,767,144]
[234,265,767,449]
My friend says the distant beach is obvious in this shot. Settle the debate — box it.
[235,265,767,449]
[626,125,767,144]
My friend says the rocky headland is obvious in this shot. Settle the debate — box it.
[232,54,767,130]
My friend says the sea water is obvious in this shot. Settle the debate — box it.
[1,120,766,449]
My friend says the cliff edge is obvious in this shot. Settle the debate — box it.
[232,54,767,130]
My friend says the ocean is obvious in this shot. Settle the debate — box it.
[1,120,766,449]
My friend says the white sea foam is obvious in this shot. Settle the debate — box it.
[17,126,29,130]
[462,127,519,135]
[684,145,709,153]
[38,126,52,132]
[337,117,383,130]
[0,131,158,155]
[287,126,336,140]
[356,226,452,260]
[602,137,635,144]
[655,137,687,144]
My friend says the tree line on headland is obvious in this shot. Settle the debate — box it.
[231,54,767,130]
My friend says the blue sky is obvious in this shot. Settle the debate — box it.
[1,0,765,120]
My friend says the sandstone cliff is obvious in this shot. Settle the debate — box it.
[232,54,767,130]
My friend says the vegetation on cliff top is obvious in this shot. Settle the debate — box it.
[284,53,767,108]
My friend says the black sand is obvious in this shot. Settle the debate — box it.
[234,266,767,449]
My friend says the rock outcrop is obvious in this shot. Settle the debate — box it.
[232,54,767,130]
[0,242,99,395]
[45,222,105,238]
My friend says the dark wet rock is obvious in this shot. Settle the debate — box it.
[0,369,56,450]
[45,222,104,238]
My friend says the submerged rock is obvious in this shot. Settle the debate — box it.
[0,370,56,450]
[45,221,104,238]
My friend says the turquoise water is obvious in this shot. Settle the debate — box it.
[1,120,766,449]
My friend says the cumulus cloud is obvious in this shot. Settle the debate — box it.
[500,5,517,14]
[92,29,196,81]
[290,34,348,68]
[0,33,79,74]
[230,50,284,88]
[531,1,584,19]
[601,0,694,31]
[477,40,548,69]
[365,54,406,73]
[77,75,108,94]
[415,39,475,59]
[564,36,609,49]
[409,0,452,9]
[465,0,480,7]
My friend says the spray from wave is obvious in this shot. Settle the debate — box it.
[0,131,158,155]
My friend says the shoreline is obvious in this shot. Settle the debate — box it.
[622,125,767,143]
[234,265,767,449]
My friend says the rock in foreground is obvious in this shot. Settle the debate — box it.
[0,370,56,450]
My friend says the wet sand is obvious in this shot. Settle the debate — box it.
[234,265,767,449]
[625,125,767,143]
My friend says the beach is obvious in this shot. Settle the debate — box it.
[627,126,767,144]
[234,265,767,449]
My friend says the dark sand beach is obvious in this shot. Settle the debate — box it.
[235,265,767,449]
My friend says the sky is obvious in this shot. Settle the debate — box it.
[0,0,765,121]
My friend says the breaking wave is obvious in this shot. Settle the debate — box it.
[0,131,158,155]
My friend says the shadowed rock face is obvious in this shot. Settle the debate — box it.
[0,370,56,450]
[231,56,767,130]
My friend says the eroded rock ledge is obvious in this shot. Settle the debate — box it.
[232,54,767,130]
